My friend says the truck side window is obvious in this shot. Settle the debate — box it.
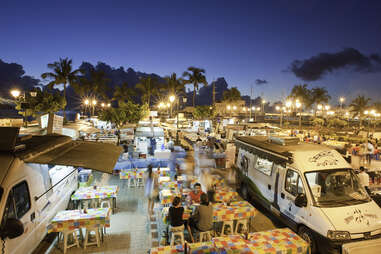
[285,170,304,196]
[13,181,31,219]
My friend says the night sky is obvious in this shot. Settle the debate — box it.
[1,0,381,103]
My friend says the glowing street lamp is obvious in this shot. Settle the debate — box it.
[317,104,322,110]
[10,89,21,98]
[169,95,175,103]
[101,103,105,107]
[285,101,292,108]
[84,99,89,105]
[325,105,330,111]
[107,103,111,107]
[233,105,237,110]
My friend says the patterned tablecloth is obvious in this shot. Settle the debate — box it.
[213,201,256,222]
[150,245,184,254]
[71,185,119,200]
[214,187,239,203]
[213,235,254,254]
[188,241,217,254]
[47,208,110,233]
[160,189,178,205]
[210,174,225,187]
[160,180,178,190]
[120,169,144,180]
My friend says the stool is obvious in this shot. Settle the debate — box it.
[136,177,144,187]
[100,200,111,209]
[170,225,185,246]
[61,229,80,254]
[198,230,212,242]
[128,178,136,188]
[234,219,248,234]
[220,220,234,236]
[84,226,101,249]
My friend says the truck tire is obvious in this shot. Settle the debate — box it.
[298,226,317,254]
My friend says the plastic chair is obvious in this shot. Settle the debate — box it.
[234,219,248,234]
[61,229,80,254]
[170,225,185,246]
[198,230,212,242]
[84,226,101,249]
[220,220,234,236]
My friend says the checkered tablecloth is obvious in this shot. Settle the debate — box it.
[47,208,110,233]
[150,245,184,254]
[71,185,119,200]
[210,174,225,187]
[213,235,253,254]
[188,241,217,254]
[214,187,239,203]
[212,201,256,222]
[160,180,178,190]
[120,169,145,180]
[160,189,178,205]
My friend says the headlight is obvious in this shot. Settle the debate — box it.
[327,230,351,240]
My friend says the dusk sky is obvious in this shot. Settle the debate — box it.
[1,0,381,103]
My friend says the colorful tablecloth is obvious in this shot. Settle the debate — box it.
[120,169,145,180]
[214,187,239,203]
[210,175,225,187]
[71,185,119,200]
[161,206,193,224]
[160,189,178,205]
[150,245,184,254]
[213,201,256,222]
[188,241,217,254]
[47,208,110,233]
[160,180,178,190]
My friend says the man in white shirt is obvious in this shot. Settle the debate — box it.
[358,166,370,194]
[366,141,375,165]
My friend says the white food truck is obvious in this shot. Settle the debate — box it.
[235,136,381,254]
[0,127,122,254]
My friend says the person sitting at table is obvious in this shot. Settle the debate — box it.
[189,193,213,234]
[168,196,184,227]
[189,183,204,204]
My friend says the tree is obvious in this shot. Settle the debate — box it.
[311,87,331,106]
[350,95,371,127]
[223,87,241,102]
[164,73,185,97]
[136,76,160,106]
[193,105,216,120]
[183,67,208,107]
[113,82,136,105]
[41,57,82,119]
[99,101,145,144]
[288,84,312,108]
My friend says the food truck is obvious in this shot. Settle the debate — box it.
[0,127,122,254]
[235,135,381,254]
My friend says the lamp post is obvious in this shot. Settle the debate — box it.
[169,95,175,118]
[340,97,345,112]
[227,105,231,117]
[295,100,302,130]
[275,106,284,128]
[262,100,266,114]
[11,89,37,127]
[92,99,97,116]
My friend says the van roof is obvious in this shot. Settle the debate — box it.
[236,136,351,172]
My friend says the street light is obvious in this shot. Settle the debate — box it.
[107,103,111,107]
[285,101,292,108]
[84,99,89,105]
[11,89,21,98]
[295,101,302,130]
[101,103,105,107]
[275,106,283,128]
[325,105,330,111]
[169,95,175,103]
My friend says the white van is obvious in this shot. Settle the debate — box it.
[0,127,122,254]
[235,136,381,254]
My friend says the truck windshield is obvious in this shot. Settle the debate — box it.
[305,169,371,207]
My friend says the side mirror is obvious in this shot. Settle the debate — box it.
[0,218,24,239]
[294,193,307,207]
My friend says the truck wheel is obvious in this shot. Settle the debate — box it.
[298,226,317,254]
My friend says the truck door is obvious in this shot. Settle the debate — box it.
[2,181,36,254]
[278,168,309,228]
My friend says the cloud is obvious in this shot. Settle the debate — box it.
[255,79,268,85]
[289,48,381,81]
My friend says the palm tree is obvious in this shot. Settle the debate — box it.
[113,82,136,105]
[288,84,312,108]
[350,95,371,127]
[311,87,331,117]
[73,69,110,100]
[135,76,160,106]
[164,73,185,97]
[223,87,241,102]
[41,57,82,119]
[183,67,208,107]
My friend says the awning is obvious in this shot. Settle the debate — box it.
[22,140,123,174]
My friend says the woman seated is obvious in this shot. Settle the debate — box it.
[190,193,213,234]
[168,196,184,228]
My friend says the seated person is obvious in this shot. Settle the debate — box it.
[190,193,213,233]
[168,196,184,227]
[189,183,204,204]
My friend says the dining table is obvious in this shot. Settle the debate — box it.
[71,185,119,213]
[214,186,239,203]
[47,208,111,233]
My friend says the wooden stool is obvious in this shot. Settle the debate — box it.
[198,230,212,242]
[220,220,234,236]
[100,200,111,209]
[170,225,185,246]
[234,219,248,234]
[84,226,101,249]
[128,178,136,188]
[62,229,80,254]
